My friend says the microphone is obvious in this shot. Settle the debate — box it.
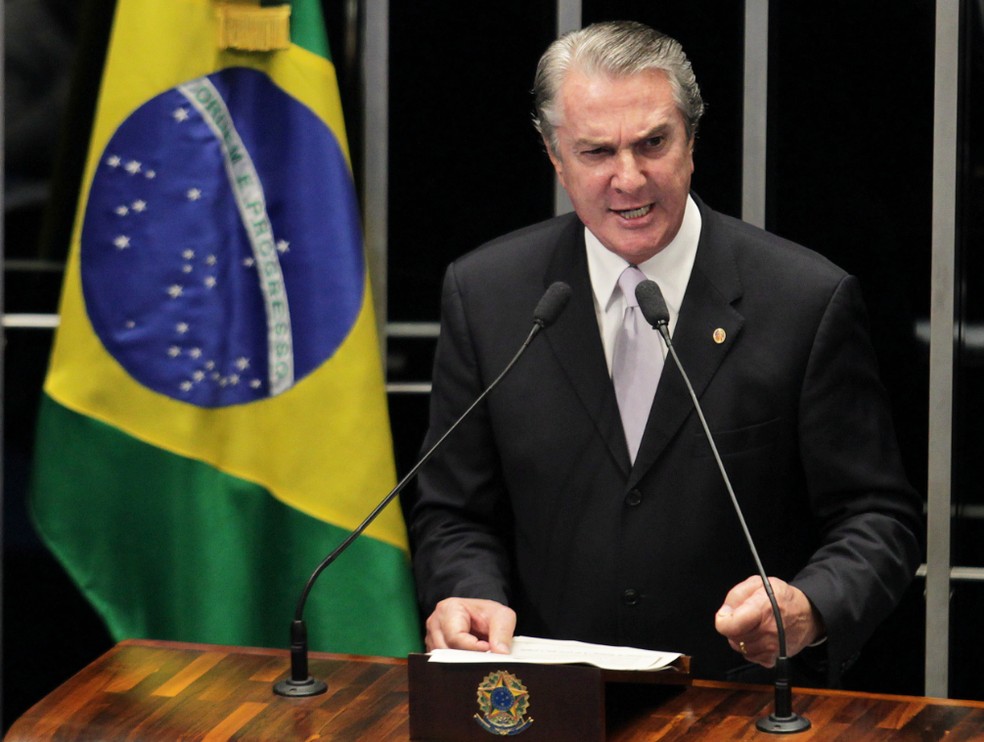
[533,281,574,327]
[635,279,811,734]
[273,281,573,697]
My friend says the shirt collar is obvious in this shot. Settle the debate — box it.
[585,194,702,318]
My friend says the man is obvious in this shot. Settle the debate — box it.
[406,20,921,685]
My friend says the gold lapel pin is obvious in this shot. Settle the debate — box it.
[712,328,727,344]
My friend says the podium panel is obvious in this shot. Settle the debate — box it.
[407,653,691,741]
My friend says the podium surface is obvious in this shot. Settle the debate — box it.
[7,639,984,740]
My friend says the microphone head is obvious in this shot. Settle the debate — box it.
[534,282,572,328]
[635,280,670,328]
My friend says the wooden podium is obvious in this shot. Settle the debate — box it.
[7,639,984,740]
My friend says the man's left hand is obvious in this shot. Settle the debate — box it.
[714,576,825,668]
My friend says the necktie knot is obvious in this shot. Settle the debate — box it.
[618,265,645,309]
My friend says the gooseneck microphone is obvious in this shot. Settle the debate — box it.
[635,279,811,734]
[273,281,573,697]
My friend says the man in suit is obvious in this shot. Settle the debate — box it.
[406,20,921,684]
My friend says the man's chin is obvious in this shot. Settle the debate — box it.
[599,231,668,264]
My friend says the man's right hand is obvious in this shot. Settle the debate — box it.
[424,598,517,654]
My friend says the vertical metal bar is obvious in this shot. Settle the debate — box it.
[362,0,389,353]
[925,0,960,699]
[553,0,580,216]
[556,0,581,34]
[742,0,768,228]
[0,0,6,728]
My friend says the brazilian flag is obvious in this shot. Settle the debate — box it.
[31,0,421,656]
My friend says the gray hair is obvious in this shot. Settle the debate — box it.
[532,21,705,154]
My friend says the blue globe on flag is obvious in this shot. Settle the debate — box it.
[81,66,365,408]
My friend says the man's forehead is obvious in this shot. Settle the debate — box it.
[555,71,683,133]
[561,66,671,91]
[558,68,675,108]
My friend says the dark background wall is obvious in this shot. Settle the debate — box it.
[4,0,982,730]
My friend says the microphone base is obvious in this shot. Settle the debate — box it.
[273,676,328,697]
[756,712,811,734]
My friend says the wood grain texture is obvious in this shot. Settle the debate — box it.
[6,640,984,741]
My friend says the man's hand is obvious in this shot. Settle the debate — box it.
[715,576,825,668]
[424,598,517,654]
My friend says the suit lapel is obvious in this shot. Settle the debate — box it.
[629,206,745,486]
[532,204,746,483]
[541,216,632,475]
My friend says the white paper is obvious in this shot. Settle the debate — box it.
[427,635,681,671]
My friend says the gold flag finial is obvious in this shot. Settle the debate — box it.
[216,1,291,52]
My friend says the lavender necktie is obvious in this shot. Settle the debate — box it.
[612,266,664,462]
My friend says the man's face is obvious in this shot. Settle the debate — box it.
[547,68,695,264]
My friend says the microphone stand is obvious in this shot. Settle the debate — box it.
[664,337,810,733]
[638,281,810,733]
[273,282,571,697]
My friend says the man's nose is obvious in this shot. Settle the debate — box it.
[611,151,646,191]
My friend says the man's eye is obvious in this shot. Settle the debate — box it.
[644,137,664,149]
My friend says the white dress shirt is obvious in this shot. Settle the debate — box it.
[585,194,702,373]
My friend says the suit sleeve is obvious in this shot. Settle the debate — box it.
[790,274,923,680]
[406,263,515,614]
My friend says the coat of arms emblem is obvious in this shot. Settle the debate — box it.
[474,670,534,735]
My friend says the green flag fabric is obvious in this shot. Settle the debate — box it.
[31,0,421,657]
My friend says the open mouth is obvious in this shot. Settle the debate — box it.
[614,204,653,220]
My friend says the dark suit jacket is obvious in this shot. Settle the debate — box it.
[408,196,922,684]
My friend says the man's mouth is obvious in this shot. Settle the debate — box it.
[613,204,653,220]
